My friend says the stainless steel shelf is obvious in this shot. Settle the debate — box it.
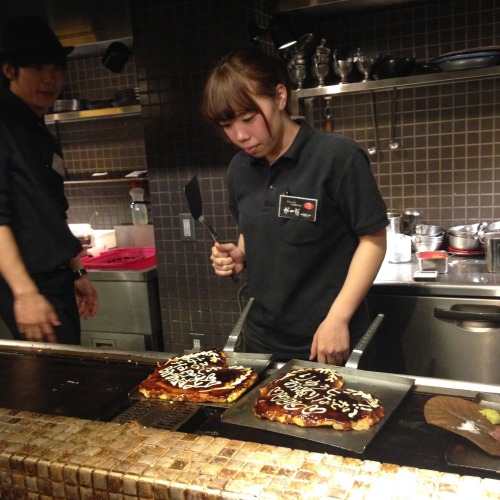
[45,105,141,124]
[292,65,500,99]
[64,170,148,185]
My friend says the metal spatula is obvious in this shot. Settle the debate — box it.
[184,175,218,242]
[184,175,238,283]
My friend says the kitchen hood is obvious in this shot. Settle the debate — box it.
[277,0,428,15]
[0,0,131,47]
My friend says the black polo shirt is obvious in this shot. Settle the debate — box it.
[227,120,388,360]
[0,91,81,274]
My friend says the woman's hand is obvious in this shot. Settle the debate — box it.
[210,242,245,276]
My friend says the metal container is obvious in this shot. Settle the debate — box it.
[416,251,448,273]
[387,211,403,233]
[484,235,500,273]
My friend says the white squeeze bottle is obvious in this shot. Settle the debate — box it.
[129,181,148,225]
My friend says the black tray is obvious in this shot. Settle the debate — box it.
[221,359,414,454]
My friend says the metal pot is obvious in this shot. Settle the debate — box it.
[448,223,484,250]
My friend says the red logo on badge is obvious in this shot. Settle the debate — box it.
[303,202,315,210]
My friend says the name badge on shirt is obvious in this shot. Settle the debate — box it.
[278,194,318,221]
[51,153,66,177]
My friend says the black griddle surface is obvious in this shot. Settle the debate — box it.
[0,351,154,421]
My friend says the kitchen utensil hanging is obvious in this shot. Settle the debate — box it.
[368,91,379,156]
[324,97,333,132]
[184,176,238,283]
[388,88,400,150]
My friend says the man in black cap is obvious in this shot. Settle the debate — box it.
[0,16,98,344]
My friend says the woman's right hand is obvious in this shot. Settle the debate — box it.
[211,242,245,276]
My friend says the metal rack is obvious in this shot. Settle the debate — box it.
[45,104,141,125]
[290,65,500,116]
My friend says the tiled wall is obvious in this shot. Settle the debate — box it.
[290,0,500,228]
[47,25,148,229]
[41,0,500,352]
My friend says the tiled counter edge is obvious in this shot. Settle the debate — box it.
[0,408,499,499]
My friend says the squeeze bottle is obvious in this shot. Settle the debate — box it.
[129,181,148,225]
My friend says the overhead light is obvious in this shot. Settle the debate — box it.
[248,14,297,51]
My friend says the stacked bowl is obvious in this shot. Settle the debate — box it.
[411,224,446,252]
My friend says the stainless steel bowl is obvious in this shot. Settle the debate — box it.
[411,234,444,252]
[414,224,445,237]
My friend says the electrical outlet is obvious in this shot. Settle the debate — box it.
[190,332,205,351]
[179,213,196,241]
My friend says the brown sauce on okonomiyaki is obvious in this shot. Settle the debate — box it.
[254,368,383,427]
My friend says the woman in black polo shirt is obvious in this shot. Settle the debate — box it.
[202,47,388,365]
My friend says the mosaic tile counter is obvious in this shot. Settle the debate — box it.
[1,408,499,499]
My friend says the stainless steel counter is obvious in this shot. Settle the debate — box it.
[81,266,162,351]
[372,254,500,297]
[368,254,500,383]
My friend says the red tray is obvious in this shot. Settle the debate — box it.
[81,247,156,270]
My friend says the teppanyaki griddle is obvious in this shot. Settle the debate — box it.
[221,359,414,454]
[0,343,158,421]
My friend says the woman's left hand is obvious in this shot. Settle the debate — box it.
[309,318,350,366]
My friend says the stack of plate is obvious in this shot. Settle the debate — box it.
[431,47,500,71]
[52,99,86,112]
[87,98,113,110]
[112,87,140,107]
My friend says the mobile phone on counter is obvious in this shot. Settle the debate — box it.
[413,271,438,281]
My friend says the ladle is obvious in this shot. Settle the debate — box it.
[388,88,400,150]
[88,211,98,226]
[368,92,379,156]
[324,97,333,132]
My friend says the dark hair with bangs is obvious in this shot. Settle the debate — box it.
[201,47,291,138]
